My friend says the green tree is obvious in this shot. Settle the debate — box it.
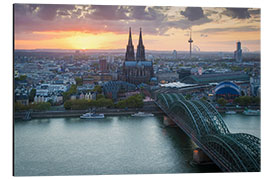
[116,94,143,109]
[105,99,114,108]
[64,100,72,110]
[217,98,227,106]
[234,97,241,104]
[29,88,36,102]
[69,84,77,94]
[88,99,97,108]
[75,77,83,86]
[93,85,102,94]
[95,98,112,107]
[15,75,27,81]
[116,100,126,109]
[14,102,29,111]
[48,99,54,106]
[96,94,105,100]
[30,102,51,111]
[63,84,77,102]
[252,97,260,105]
[185,94,192,100]
[234,96,253,106]
[64,99,89,110]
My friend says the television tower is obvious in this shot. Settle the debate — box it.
[188,30,193,58]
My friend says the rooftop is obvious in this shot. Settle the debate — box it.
[181,72,249,84]
[124,61,152,67]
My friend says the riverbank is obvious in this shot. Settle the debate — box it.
[14,101,260,119]
[216,106,260,113]
[14,101,165,119]
[14,109,164,119]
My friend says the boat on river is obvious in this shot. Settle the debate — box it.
[243,109,260,116]
[131,112,154,117]
[225,111,237,115]
[80,112,105,119]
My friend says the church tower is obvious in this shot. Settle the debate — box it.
[136,28,145,61]
[125,27,135,61]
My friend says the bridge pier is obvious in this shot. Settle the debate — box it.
[163,115,176,127]
[192,148,213,165]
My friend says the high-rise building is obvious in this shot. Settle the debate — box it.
[99,59,107,72]
[234,41,242,63]
[121,28,154,85]
[172,50,177,59]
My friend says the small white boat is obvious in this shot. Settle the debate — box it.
[243,109,260,116]
[225,111,237,115]
[131,112,154,117]
[80,112,105,119]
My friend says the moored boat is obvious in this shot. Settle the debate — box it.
[225,111,237,115]
[131,112,154,117]
[243,109,260,116]
[80,112,105,119]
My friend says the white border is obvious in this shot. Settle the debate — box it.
[1,0,269,180]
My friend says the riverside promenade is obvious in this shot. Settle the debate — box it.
[14,101,164,119]
[14,101,260,119]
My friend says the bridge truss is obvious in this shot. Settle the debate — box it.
[156,92,260,172]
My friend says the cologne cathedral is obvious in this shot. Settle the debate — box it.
[121,28,154,85]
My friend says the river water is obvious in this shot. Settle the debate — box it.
[14,114,260,176]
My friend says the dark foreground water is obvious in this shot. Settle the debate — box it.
[14,114,260,176]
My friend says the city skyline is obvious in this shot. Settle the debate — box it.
[14,4,260,52]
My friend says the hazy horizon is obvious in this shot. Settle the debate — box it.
[14,48,260,53]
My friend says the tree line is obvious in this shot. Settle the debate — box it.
[64,94,144,110]
[217,96,260,107]
[15,102,51,111]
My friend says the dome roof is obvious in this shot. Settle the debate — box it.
[215,81,241,95]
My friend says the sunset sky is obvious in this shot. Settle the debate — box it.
[14,4,260,52]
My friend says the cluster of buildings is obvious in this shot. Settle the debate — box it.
[14,28,260,108]
[70,91,96,101]
[33,84,68,104]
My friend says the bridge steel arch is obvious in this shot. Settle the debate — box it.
[155,92,260,172]
[163,93,176,106]
[201,134,246,172]
[168,100,202,137]
[201,100,230,134]
[182,100,210,135]
[191,100,220,134]
[191,100,229,135]
[201,133,260,172]
[171,93,186,101]
[229,133,260,165]
[157,93,170,109]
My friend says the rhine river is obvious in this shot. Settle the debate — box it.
[14,114,260,176]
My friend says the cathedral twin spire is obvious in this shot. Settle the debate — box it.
[125,27,145,61]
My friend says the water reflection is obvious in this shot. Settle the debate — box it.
[15,118,51,127]
[14,114,257,176]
